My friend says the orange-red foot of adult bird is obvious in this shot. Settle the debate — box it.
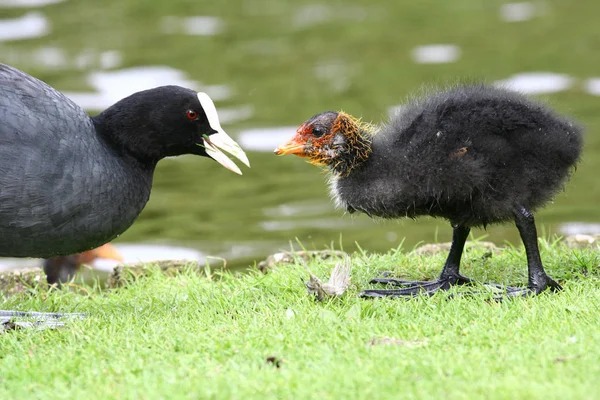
[43,243,123,286]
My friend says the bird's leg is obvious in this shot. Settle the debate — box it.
[360,225,473,297]
[501,206,562,297]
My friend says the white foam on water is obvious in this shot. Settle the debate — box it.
[238,126,297,152]
[0,12,49,42]
[161,16,223,36]
[500,2,537,22]
[495,72,575,94]
[0,0,63,7]
[411,44,461,64]
[583,78,600,96]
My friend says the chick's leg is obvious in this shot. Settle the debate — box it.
[499,206,561,298]
[360,225,473,297]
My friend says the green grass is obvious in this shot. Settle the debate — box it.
[2,240,599,399]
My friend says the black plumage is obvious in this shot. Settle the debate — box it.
[276,84,583,297]
[0,63,249,259]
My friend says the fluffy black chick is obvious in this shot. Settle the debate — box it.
[275,83,583,297]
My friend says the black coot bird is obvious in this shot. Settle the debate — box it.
[275,84,582,297]
[0,62,249,260]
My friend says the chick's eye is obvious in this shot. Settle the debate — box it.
[186,110,198,120]
[312,127,324,137]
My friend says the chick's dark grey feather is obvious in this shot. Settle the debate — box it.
[275,83,584,298]
[331,84,582,227]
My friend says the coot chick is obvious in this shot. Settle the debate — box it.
[275,84,583,297]
[0,63,249,259]
[43,244,123,286]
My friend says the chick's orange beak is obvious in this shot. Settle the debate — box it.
[274,125,310,157]
[274,137,307,157]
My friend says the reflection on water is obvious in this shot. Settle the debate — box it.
[0,0,63,7]
[558,222,600,236]
[411,44,461,64]
[160,16,223,36]
[263,200,333,218]
[238,127,296,152]
[260,217,370,232]
[0,12,49,41]
[584,79,600,96]
[494,72,575,94]
[499,2,539,22]
[314,59,359,93]
[62,66,231,110]
[292,4,373,29]
[93,244,205,272]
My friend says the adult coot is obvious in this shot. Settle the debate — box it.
[275,84,583,297]
[0,63,249,259]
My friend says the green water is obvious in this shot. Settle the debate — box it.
[2,0,599,268]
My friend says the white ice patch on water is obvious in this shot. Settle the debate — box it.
[62,66,242,116]
[0,0,63,7]
[583,78,600,96]
[500,2,538,22]
[238,127,297,152]
[494,72,574,94]
[161,16,223,36]
[0,12,49,42]
[411,44,461,64]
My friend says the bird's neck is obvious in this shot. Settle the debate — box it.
[92,111,159,171]
[329,112,375,177]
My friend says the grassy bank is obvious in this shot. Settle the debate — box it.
[1,240,599,399]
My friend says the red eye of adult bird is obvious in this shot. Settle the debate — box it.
[186,110,198,120]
